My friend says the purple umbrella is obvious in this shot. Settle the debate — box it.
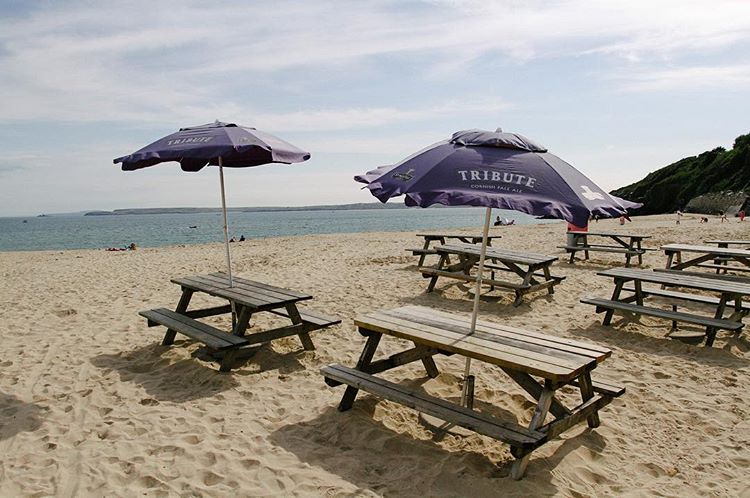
[355,128,641,404]
[114,121,310,286]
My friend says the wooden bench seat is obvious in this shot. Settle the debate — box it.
[139,308,250,371]
[557,245,644,255]
[407,248,439,255]
[621,286,750,313]
[268,306,342,329]
[580,298,743,332]
[418,267,526,289]
[695,262,750,273]
[570,377,625,397]
[321,364,546,450]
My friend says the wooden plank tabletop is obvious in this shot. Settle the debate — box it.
[437,243,558,265]
[704,240,750,245]
[597,267,750,294]
[567,231,651,239]
[172,273,312,309]
[661,243,750,257]
[354,305,609,383]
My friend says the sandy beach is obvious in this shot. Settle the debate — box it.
[1,213,749,497]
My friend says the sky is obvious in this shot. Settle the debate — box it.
[1,0,749,217]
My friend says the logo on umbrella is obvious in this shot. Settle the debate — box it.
[392,168,415,181]
[580,185,604,200]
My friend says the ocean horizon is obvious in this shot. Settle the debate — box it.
[0,207,556,252]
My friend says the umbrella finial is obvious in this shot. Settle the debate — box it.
[495,127,503,133]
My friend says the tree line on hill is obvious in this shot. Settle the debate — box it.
[611,133,750,215]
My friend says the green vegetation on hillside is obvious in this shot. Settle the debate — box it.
[611,133,750,214]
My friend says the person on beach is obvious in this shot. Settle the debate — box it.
[720,211,727,223]
[739,210,746,222]
[239,235,245,241]
[494,216,502,226]
[128,242,137,250]
[676,210,683,225]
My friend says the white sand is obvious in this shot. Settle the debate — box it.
[1,213,748,497]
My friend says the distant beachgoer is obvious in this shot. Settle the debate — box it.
[229,237,236,243]
[676,210,683,225]
[239,235,245,241]
[700,217,709,224]
[739,210,746,222]
[494,215,502,226]
[619,215,625,225]
[128,242,137,250]
[720,211,727,223]
[504,218,515,226]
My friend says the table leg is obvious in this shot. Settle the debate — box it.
[286,303,315,350]
[577,372,600,428]
[501,368,570,419]
[511,380,554,480]
[636,239,643,265]
[418,238,431,267]
[163,288,194,345]
[231,305,253,337]
[427,253,448,293]
[339,331,382,411]
[665,251,674,270]
[542,265,554,295]
[706,294,728,347]
[604,279,625,325]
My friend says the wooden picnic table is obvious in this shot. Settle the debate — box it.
[581,267,748,346]
[321,305,624,480]
[662,243,750,274]
[419,243,564,306]
[409,233,503,266]
[558,231,652,266]
[138,272,340,371]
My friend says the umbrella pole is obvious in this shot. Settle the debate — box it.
[218,158,236,327]
[460,206,492,408]
[218,157,234,287]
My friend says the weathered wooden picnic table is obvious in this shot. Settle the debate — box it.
[558,231,651,266]
[581,267,748,346]
[662,243,750,274]
[138,272,340,371]
[419,243,564,306]
[409,233,503,266]
[321,305,623,479]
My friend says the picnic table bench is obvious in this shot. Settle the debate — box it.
[322,305,623,479]
[409,233,503,266]
[139,273,340,371]
[419,243,564,306]
[558,231,652,266]
[703,240,750,273]
[581,267,747,346]
[662,243,750,275]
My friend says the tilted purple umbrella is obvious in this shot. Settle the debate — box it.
[355,128,641,404]
[114,121,310,286]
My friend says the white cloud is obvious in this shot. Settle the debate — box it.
[615,63,750,92]
[1,0,749,127]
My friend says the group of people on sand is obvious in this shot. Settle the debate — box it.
[229,235,246,242]
[676,209,745,225]
[105,242,137,251]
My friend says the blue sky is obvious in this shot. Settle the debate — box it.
[1,0,749,216]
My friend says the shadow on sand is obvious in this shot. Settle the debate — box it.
[271,380,608,497]
[572,321,749,367]
[90,340,311,402]
[0,392,46,441]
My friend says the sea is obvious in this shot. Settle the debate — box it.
[0,207,556,252]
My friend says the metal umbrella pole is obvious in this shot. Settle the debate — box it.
[218,156,237,327]
[460,206,492,408]
[218,156,234,288]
